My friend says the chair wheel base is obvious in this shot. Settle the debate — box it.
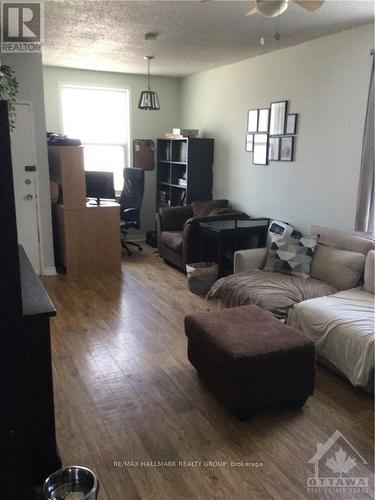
[121,238,142,256]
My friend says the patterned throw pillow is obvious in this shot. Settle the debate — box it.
[264,233,318,278]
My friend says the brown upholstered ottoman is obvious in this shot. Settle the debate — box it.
[185,304,315,419]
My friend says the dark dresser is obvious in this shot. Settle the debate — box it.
[0,100,60,499]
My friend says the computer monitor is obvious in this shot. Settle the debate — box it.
[85,171,115,205]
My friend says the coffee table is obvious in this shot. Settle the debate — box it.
[198,218,269,277]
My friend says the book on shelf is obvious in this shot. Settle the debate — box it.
[179,142,187,162]
[158,190,168,203]
[179,190,186,206]
[164,147,171,161]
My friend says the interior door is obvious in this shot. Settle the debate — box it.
[11,103,41,274]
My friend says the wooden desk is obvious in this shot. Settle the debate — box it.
[49,146,122,276]
[54,202,121,276]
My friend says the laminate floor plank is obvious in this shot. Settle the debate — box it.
[44,246,374,500]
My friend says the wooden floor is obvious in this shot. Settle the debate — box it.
[44,245,374,500]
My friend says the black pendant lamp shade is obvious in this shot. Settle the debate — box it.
[138,56,160,110]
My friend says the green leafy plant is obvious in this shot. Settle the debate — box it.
[0,65,19,133]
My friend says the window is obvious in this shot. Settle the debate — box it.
[61,85,130,191]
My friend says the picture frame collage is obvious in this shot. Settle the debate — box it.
[246,100,298,165]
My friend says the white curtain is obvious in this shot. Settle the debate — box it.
[355,56,374,232]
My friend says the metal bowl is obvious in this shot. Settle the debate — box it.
[43,466,99,500]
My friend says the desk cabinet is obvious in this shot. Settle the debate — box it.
[54,203,121,276]
[48,146,86,209]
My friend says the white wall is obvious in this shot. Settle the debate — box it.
[1,53,55,274]
[181,24,373,234]
[43,66,181,235]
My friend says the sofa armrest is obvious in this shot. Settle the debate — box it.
[234,247,268,273]
[158,205,194,231]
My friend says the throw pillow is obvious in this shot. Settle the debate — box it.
[264,233,318,278]
[191,199,228,217]
[310,244,366,290]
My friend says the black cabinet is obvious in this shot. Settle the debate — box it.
[156,138,214,210]
[0,100,60,499]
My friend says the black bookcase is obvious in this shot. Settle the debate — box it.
[0,100,60,499]
[156,138,214,210]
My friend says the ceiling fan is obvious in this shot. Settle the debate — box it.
[246,0,325,18]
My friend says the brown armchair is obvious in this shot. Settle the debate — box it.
[155,200,249,270]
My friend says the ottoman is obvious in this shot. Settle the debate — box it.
[184,304,315,419]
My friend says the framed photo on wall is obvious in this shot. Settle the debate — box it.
[270,101,287,135]
[245,134,254,152]
[258,108,270,133]
[286,113,298,135]
[253,133,268,165]
[280,136,294,161]
[247,109,258,133]
[268,137,280,161]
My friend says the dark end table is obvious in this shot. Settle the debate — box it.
[198,218,270,277]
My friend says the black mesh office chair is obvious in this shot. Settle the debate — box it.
[120,167,145,256]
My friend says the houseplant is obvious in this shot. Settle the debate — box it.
[0,65,19,133]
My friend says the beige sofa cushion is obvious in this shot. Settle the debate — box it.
[208,270,337,320]
[311,225,375,255]
[363,250,375,294]
[310,244,366,290]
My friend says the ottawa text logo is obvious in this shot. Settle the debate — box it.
[307,430,370,494]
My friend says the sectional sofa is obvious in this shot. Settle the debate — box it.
[208,225,375,390]
[288,249,374,392]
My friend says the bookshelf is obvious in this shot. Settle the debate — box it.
[156,138,214,210]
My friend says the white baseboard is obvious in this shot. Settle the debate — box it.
[42,266,57,276]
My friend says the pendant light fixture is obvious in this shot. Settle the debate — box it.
[138,56,160,111]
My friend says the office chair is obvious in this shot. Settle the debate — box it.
[120,167,145,256]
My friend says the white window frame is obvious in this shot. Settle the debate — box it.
[58,83,132,192]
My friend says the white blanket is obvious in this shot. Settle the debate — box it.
[288,288,375,389]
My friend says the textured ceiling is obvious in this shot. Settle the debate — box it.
[43,1,374,77]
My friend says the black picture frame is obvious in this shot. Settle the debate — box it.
[280,136,294,161]
[258,108,270,133]
[270,100,287,135]
[253,133,268,165]
[268,137,280,161]
[247,109,258,133]
[245,134,253,152]
[286,113,298,135]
